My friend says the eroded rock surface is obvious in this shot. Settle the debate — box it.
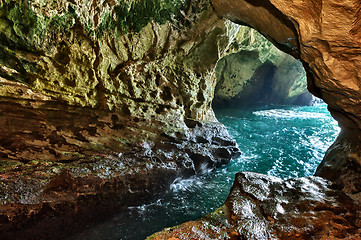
[148,172,361,240]
[0,121,239,239]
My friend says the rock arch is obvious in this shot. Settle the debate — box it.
[212,0,361,195]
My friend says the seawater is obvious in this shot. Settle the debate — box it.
[70,103,340,240]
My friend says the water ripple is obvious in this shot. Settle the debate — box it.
[252,108,328,119]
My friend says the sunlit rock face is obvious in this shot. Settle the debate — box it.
[0,0,242,238]
[213,26,312,107]
[212,0,361,196]
[148,172,361,240]
[0,0,240,160]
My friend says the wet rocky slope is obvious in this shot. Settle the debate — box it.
[148,172,361,239]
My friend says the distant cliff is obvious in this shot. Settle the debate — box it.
[214,27,313,107]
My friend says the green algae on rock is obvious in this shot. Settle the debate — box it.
[0,0,240,158]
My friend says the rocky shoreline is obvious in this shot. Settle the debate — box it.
[148,172,361,240]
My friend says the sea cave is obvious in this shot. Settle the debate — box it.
[0,0,360,239]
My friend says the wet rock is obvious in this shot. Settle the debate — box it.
[148,172,361,239]
[316,129,361,199]
[0,119,240,239]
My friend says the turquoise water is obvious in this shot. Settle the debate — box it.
[70,103,339,240]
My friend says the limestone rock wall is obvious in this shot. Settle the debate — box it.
[2,0,361,237]
[0,0,240,161]
[213,27,312,107]
[0,1,243,237]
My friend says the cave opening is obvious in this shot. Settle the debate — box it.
[212,26,340,179]
[1,0,360,238]
[69,26,340,240]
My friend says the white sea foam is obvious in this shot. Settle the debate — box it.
[252,109,328,119]
[127,199,163,213]
[169,177,203,192]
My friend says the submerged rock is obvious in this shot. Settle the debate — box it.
[148,172,361,239]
